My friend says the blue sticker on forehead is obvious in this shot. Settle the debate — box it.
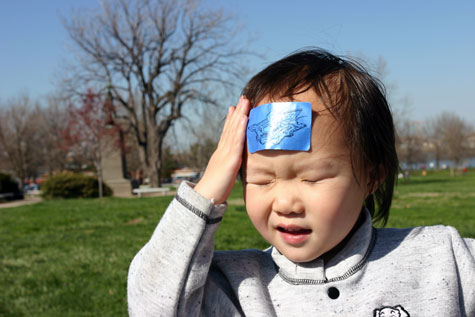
[247,102,311,153]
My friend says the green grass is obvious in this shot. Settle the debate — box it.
[0,170,474,315]
[387,169,475,237]
[0,197,170,316]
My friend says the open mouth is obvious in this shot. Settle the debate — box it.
[277,225,312,245]
[277,226,312,235]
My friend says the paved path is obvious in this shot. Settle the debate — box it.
[0,196,42,209]
[228,198,245,206]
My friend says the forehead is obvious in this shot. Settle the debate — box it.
[253,89,340,137]
[245,90,349,169]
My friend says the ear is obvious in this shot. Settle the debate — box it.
[396,305,410,317]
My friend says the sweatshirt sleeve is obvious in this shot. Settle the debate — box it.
[463,237,475,257]
[127,181,227,316]
[449,229,475,317]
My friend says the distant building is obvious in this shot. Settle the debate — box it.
[171,168,200,184]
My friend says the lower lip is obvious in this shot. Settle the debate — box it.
[279,231,311,245]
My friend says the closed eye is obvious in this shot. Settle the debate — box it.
[302,174,335,184]
[246,180,274,186]
[302,179,321,184]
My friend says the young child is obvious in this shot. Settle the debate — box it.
[127,49,474,316]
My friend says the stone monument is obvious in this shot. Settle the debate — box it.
[101,85,132,197]
[101,133,132,197]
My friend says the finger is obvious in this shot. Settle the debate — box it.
[230,97,250,143]
[239,96,251,116]
[221,106,235,136]
[220,95,249,148]
[227,108,249,150]
[235,95,246,114]
[230,96,248,131]
[226,104,234,119]
[237,115,249,147]
[222,97,244,140]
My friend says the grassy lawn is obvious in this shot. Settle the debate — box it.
[1,170,474,315]
[387,169,475,237]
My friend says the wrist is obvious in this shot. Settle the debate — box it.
[194,181,221,204]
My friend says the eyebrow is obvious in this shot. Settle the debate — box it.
[245,165,274,175]
[294,155,347,171]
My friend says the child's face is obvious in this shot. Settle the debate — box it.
[244,90,369,263]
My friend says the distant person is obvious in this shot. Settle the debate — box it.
[130,178,140,192]
[128,49,474,316]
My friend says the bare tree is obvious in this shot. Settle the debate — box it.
[432,112,473,175]
[62,0,248,186]
[397,119,426,170]
[37,94,71,174]
[390,94,420,171]
[175,104,225,170]
[423,117,444,170]
[0,95,43,187]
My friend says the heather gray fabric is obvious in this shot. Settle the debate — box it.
[128,182,475,316]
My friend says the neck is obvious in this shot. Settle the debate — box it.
[320,209,366,264]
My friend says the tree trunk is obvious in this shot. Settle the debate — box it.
[98,172,104,198]
[157,135,164,187]
[96,161,104,198]
[146,163,160,188]
[139,128,161,188]
[434,144,440,171]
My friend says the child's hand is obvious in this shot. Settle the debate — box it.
[194,96,250,204]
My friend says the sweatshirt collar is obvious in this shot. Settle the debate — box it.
[271,209,376,284]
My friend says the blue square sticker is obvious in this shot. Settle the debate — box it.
[246,102,312,153]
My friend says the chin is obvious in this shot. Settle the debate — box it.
[283,250,320,263]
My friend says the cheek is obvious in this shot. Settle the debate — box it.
[244,187,270,230]
[307,181,365,223]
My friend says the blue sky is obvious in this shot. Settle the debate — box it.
[1,0,474,123]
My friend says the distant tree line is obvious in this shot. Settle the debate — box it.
[0,90,222,188]
[396,112,474,174]
[1,89,473,191]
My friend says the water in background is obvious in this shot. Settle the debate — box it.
[400,157,475,170]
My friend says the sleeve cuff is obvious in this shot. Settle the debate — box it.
[175,181,227,223]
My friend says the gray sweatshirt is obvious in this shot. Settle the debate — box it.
[127,182,475,316]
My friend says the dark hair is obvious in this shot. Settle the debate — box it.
[242,48,398,225]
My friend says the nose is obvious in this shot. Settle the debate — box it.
[271,182,304,216]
